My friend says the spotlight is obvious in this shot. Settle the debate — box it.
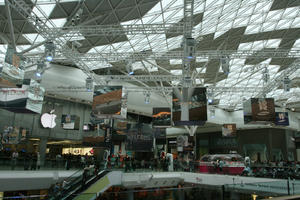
[207,89,214,105]
[221,56,230,75]
[210,108,215,118]
[182,37,196,59]
[35,72,42,77]
[44,41,55,62]
[144,91,150,104]
[262,67,269,83]
[283,76,291,92]
[46,52,54,62]
[85,77,93,92]
[126,61,134,75]
[35,61,46,79]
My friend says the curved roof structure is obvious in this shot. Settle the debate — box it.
[1,0,300,111]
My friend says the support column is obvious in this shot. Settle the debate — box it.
[127,190,134,200]
[230,192,240,200]
[181,102,189,121]
[39,137,48,166]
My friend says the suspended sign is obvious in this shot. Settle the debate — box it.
[92,86,127,119]
[0,79,44,114]
[0,46,24,88]
[243,98,275,124]
[172,87,207,126]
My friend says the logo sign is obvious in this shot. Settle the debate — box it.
[41,110,57,128]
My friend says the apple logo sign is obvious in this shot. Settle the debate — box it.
[41,109,57,128]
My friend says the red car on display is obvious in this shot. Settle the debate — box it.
[197,154,245,175]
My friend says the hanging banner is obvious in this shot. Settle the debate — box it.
[243,98,275,124]
[172,87,207,126]
[0,79,44,114]
[126,123,153,152]
[275,112,289,126]
[92,86,127,119]
[153,128,166,145]
[222,124,237,137]
[61,114,80,130]
[152,107,171,128]
[0,46,24,88]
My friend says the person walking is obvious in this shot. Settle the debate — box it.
[11,150,19,170]
[36,152,41,170]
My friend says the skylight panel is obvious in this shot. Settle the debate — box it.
[132,61,144,71]
[194,1,205,14]
[245,24,261,35]
[16,45,31,52]
[276,19,292,30]
[23,34,43,44]
[0,45,7,54]
[196,67,206,73]
[291,17,300,28]
[51,18,67,28]
[196,58,208,63]
[33,4,55,18]
[195,79,204,85]
[264,39,281,48]
[142,60,158,72]
[170,59,182,65]
[88,61,112,70]
[171,70,182,75]
[162,0,183,9]
[266,10,284,21]
[283,7,299,19]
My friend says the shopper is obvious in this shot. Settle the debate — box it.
[11,150,19,170]
[124,155,130,172]
[36,152,41,170]
[81,166,89,189]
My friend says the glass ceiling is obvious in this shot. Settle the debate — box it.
[1,0,300,109]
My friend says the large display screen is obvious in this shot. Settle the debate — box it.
[153,128,166,145]
[92,86,127,119]
[222,124,237,137]
[152,107,171,128]
[61,115,80,130]
[0,126,28,145]
[0,79,44,114]
[275,112,289,126]
[243,98,275,124]
[172,87,207,126]
[126,123,153,152]
[0,46,24,88]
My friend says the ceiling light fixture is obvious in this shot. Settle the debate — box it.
[85,77,93,92]
[144,91,151,104]
[220,56,230,75]
[126,61,134,75]
[44,41,55,62]
[283,76,291,92]
[35,61,46,80]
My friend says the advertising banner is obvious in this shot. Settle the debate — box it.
[275,112,289,126]
[243,98,275,124]
[0,126,28,146]
[153,128,166,145]
[172,87,207,126]
[0,46,24,88]
[152,107,171,128]
[222,124,237,137]
[177,135,188,152]
[0,79,44,114]
[126,123,153,152]
[92,86,127,119]
[61,114,80,130]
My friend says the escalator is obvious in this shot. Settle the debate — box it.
[50,169,109,200]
